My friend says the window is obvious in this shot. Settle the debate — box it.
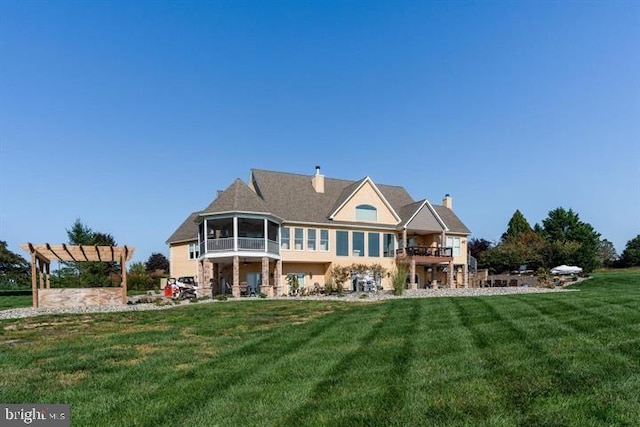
[294,228,304,250]
[368,233,380,257]
[336,231,349,256]
[307,228,316,251]
[320,229,329,251]
[383,233,395,257]
[352,232,364,257]
[446,236,461,256]
[281,227,290,250]
[188,242,199,259]
[355,204,377,221]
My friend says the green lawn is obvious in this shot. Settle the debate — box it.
[1,270,639,426]
[0,294,31,309]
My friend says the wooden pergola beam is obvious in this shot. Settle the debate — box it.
[45,243,64,262]
[62,244,78,262]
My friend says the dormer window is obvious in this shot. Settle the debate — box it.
[355,204,377,221]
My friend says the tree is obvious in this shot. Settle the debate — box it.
[128,262,147,275]
[0,240,30,288]
[619,235,640,267]
[539,208,601,273]
[480,230,546,274]
[501,210,532,242]
[468,238,493,260]
[597,239,618,267]
[145,253,169,274]
[60,219,120,287]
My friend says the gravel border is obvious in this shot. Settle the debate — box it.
[0,286,577,321]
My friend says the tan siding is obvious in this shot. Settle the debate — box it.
[332,181,398,224]
[169,242,198,279]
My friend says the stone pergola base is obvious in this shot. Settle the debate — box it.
[21,243,135,308]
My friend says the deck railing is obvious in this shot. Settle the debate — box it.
[396,246,453,258]
[203,237,279,255]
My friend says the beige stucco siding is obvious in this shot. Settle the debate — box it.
[332,181,398,224]
[169,242,198,279]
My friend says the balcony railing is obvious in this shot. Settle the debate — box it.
[201,237,279,256]
[396,246,453,258]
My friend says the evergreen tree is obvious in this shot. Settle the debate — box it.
[620,235,640,267]
[501,210,532,242]
[540,208,601,272]
[145,253,169,274]
[0,240,30,288]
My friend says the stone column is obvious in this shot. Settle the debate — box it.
[410,259,417,290]
[463,263,469,288]
[448,261,455,289]
[211,262,219,295]
[261,257,271,297]
[232,256,240,298]
[276,259,283,296]
[431,265,438,289]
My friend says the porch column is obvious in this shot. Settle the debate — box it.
[448,261,455,289]
[431,265,438,289]
[264,219,268,253]
[410,259,417,290]
[402,229,408,255]
[233,217,238,251]
[232,256,240,297]
[276,259,282,296]
[212,262,219,296]
[261,257,271,297]
[463,263,469,288]
[197,259,204,290]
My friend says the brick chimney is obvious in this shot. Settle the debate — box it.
[443,194,452,209]
[312,165,324,193]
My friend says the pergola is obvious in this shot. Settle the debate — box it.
[21,243,135,308]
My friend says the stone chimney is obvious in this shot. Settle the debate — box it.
[312,165,325,193]
[216,190,224,199]
[443,194,452,209]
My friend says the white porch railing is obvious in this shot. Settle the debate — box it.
[203,237,279,255]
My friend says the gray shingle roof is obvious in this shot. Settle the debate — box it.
[166,168,470,243]
[166,212,200,244]
[433,205,471,234]
[250,169,414,224]
[202,178,272,214]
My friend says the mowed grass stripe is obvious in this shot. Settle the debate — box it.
[179,302,389,427]
[478,295,637,426]
[76,302,356,426]
[0,270,639,426]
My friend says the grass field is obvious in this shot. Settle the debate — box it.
[1,270,638,426]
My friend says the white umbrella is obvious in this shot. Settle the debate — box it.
[551,265,582,275]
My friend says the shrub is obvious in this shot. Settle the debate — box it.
[216,294,228,301]
[287,274,300,296]
[259,293,267,298]
[359,294,368,299]
[392,263,409,296]
[325,278,335,294]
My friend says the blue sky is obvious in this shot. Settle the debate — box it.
[1,1,638,264]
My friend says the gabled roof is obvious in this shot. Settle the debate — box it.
[400,199,447,232]
[250,169,413,224]
[166,168,471,244]
[202,178,271,215]
[328,176,401,222]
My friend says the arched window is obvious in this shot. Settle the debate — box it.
[356,204,377,221]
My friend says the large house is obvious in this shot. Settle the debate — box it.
[166,167,472,297]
